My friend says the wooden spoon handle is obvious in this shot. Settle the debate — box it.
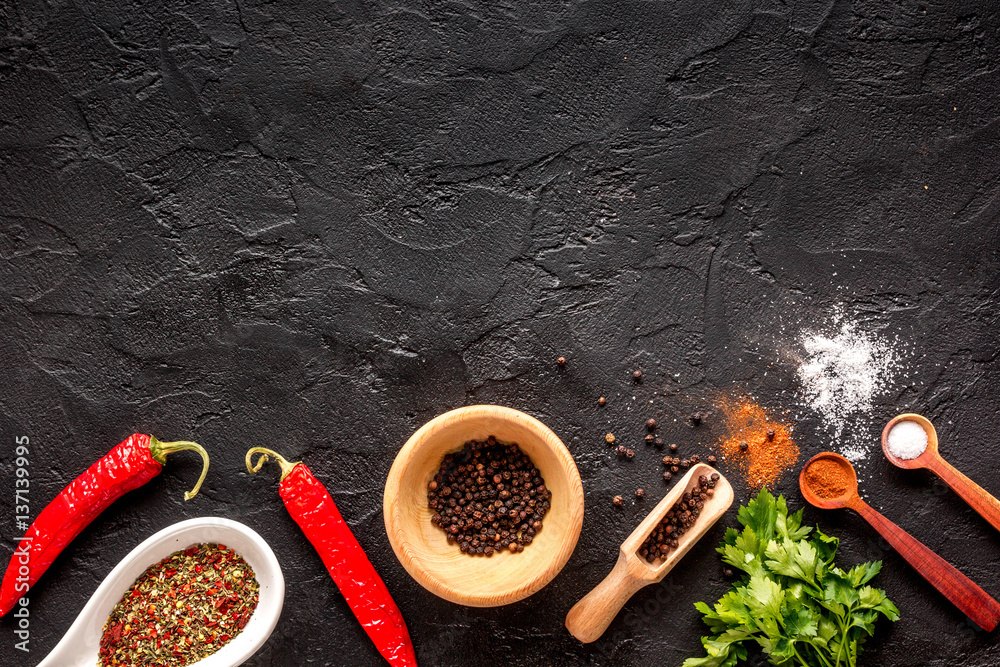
[926,456,1000,534]
[565,552,650,643]
[851,499,1000,631]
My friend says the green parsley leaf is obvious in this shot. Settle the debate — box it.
[687,490,899,667]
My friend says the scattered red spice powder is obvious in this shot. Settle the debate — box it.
[716,397,799,490]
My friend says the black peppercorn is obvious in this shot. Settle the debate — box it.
[646,418,657,430]
[767,428,775,440]
[626,449,635,458]
[645,434,655,445]
[632,369,643,381]
[613,495,623,506]
[427,437,548,557]
[691,411,702,424]
[654,437,664,448]
[707,455,717,464]
[617,444,627,456]
[635,488,645,498]
[640,477,709,563]
[557,356,566,366]
[739,440,748,451]
[598,396,606,406]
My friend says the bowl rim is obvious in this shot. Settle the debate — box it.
[383,404,584,607]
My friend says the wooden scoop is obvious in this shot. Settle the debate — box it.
[882,413,1000,534]
[800,452,1000,631]
[565,463,734,643]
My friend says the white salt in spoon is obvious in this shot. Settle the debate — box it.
[882,414,1000,534]
[37,517,284,667]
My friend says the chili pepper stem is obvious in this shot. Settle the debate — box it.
[246,447,300,482]
[148,437,211,501]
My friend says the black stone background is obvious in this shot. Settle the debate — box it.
[1,1,999,665]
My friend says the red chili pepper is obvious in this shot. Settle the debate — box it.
[0,434,209,617]
[247,447,417,667]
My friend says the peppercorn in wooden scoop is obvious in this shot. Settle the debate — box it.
[800,452,1000,631]
[881,414,1000,534]
[565,463,734,643]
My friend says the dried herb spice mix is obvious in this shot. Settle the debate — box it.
[427,437,550,556]
[99,543,259,667]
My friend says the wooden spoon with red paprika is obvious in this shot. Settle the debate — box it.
[800,452,1000,631]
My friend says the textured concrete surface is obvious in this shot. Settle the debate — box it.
[2,1,1000,665]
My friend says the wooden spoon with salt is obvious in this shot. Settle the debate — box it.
[882,413,1000,534]
[800,452,1000,631]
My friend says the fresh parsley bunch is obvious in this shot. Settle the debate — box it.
[683,489,899,667]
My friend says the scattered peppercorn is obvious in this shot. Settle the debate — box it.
[625,449,635,459]
[690,454,700,463]
[645,418,657,431]
[598,396,606,406]
[654,437,664,448]
[739,440,748,451]
[632,370,643,381]
[707,455,717,464]
[723,567,734,578]
[639,474,714,563]
[767,428,775,440]
[616,445,628,457]
[644,434,655,446]
[605,433,616,445]
[662,456,672,465]
[557,356,566,366]
[635,488,645,499]
[663,472,672,482]
[426,437,549,557]
[613,495,623,506]
[669,443,678,452]
[680,459,691,469]
[691,411,703,425]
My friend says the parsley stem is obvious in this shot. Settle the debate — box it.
[803,642,834,667]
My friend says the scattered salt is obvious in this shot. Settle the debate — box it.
[886,420,928,460]
[796,311,906,464]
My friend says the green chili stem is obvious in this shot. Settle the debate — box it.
[245,447,300,482]
[149,437,211,501]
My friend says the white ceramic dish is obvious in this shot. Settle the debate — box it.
[37,517,284,667]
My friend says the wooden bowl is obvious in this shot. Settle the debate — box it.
[383,405,584,606]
